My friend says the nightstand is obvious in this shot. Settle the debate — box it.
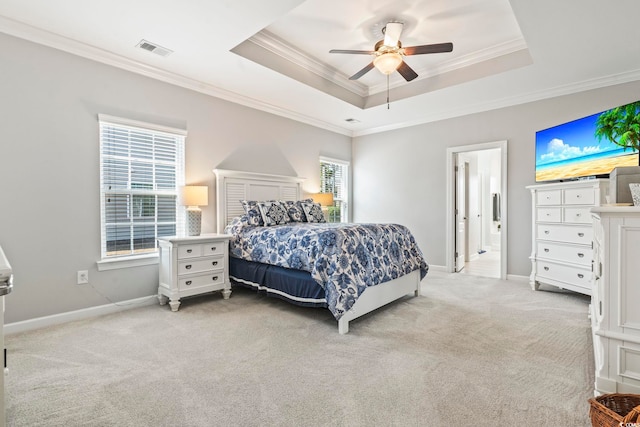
[157,234,231,311]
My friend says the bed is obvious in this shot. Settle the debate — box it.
[214,169,429,334]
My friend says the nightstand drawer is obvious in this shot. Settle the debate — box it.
[178,257,223,275]
[178,244,203,259]
[203,242,225,256]
[178,272,225,291]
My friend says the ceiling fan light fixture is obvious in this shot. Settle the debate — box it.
[373,52,403,75]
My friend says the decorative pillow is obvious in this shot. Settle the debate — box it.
[240,200,264,226]
[282,198,313,222]
[301,201,326,223]
[258,201,290,226]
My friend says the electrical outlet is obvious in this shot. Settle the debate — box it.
[77,270,89,285]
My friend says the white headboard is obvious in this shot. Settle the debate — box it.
[213,169,305,233]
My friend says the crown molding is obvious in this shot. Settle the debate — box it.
[0,15,352,137]
[248,30,369,98]
[353,68,640,137]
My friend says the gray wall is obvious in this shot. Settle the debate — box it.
[0,33,351,324]
[352,80,640,275]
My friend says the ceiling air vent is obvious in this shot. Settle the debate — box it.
[136,39,173,57]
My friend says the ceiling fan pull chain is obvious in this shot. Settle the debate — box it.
[387,74,390,109]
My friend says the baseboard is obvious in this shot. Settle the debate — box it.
[4,295,158,335]
[507,273,529,282]
[428,264,447,272]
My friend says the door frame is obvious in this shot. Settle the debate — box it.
[445,140,508,279]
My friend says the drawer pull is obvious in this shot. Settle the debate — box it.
[578,232,584,237]
[212,261,218,266]
[544,230,550,234]
[212,276,219,281]
[211,247,217,251]
[577,253,584,258]
[576,213,581,217]
[185,265,192,270]
[577,273,584,279]
[544,266,549,271]
[544,248,550,252]
[577,194,581,198]
[186,280,192,286]
[187,249,193,253]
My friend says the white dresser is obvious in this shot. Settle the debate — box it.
[157,234,231,311]
[527,179,609,295]
[591,207,640,395]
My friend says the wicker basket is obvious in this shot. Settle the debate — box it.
[589,393,640,427]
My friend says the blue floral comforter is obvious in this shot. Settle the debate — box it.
[225,217,429,320]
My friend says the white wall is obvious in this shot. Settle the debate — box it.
[0,33,351,324]
[352,80,640,275]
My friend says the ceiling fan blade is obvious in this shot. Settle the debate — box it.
[397,61,418,82]
[403,42,453,56]
[383,22,403,47]
[349,62,375,80]
[330,49,376,55]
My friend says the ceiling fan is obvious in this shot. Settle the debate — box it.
[329,22,453,82]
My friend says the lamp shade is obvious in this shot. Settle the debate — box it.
[311,192,334,207]
[180,185,208,207]
[373,52,403,75]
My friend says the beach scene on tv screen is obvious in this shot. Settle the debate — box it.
[535,101,640,182]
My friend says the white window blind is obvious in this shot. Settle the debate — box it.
[99,115,185,259]
[320,157,349,223]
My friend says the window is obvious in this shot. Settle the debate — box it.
[99,115,185,260]
[320,157,349,223]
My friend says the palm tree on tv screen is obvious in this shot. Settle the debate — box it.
[595,101,640,165]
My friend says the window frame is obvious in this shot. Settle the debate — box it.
[97,114,186,271]
[319,156,350,223]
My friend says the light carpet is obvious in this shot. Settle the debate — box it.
[6,271,594,426]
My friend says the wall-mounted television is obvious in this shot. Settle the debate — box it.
[535,100,640,182]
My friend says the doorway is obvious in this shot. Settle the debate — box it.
[446,141,507,280]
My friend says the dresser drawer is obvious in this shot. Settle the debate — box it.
[536,224,592,245]
[178,272,225,291]
[537,207,561,223]
[537,190,562,206]
[178,256,224,275]
[564,207,591,223]
[537,241,592,266]
[536,261,591,290]
[564,187,595,205]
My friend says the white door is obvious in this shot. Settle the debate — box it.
[455,162,468,272]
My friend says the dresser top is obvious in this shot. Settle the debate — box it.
[526,178,609,191]
[592,206,640,214]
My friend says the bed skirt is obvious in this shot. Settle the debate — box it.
[229,257,327,308]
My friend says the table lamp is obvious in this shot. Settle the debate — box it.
[180,185,208,236]
[311,192,334,221]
